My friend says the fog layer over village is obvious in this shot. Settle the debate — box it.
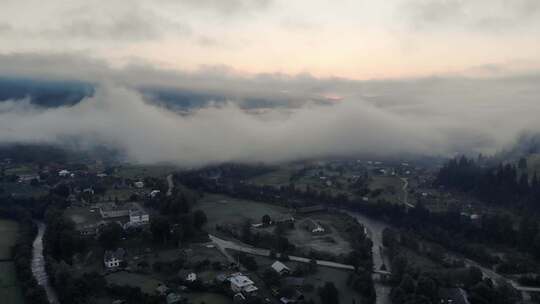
[1,55,540,166]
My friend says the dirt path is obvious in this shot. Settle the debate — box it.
[400,177,414,208]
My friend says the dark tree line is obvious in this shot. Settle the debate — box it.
[437,155,540,208]
[176,164,540,267]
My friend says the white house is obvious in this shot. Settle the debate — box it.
[271,261,290,276]
[312,226,325,234]
[18,174,40,183]
[58,169,70,177]
[129,208,150,226]
[229,273,258,294]
[186,273,197,282]
[134,181,144,188]
[104,248,125,269]
[99,203,130,219]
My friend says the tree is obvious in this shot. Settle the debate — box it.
[519,157,528,170]
[193,210,207,230]
[308,258,318,273]
[150,216,171,244]
[98,222,123,249]
[398,274,416,294]
[241,219,253,243]
[416,275,437,301]
[318,282,339,304]
[262,214,272,226]
[262,268,281,286]
[466,266,484,288]
[391,255,409,283]
[237,253,258,271]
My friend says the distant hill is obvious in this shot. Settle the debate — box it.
[0,77,300,110]
[0,77,94,107]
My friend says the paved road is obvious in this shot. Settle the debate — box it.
[348,210,540,295]
[209,235,355,270]
[166,174,174,196]
[462,258,540,292]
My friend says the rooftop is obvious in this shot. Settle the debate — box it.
[229,273,255,287]
[104,248,126,261]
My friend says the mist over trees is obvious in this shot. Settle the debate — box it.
[437,155,540,208]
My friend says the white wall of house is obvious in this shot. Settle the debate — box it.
[104,257,121,268]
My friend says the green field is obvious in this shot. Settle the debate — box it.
[249,166,297,186]
[286,213,353,256]
[0,262,25,304]
[0,219,24,304]
[105,271,163,294]
[4,165,36,176]
[186,292,232,304]
[115,164,177,179]
[105,188,137,201]
[195,194,293,234]
[368,175,404,203]
[0,183,47,198]
[0,219,19,260]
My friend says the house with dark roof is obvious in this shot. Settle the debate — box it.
[104,248,126,269]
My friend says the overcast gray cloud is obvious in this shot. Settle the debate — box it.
[401,0,540,33]
[173,0,273,15]
[1,53,540,166]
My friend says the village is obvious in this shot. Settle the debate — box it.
[0,158,385,304]
[2,155,535,304]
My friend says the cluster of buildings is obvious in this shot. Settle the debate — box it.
[98,202,150,227]
[225,261,304,304]
[76,201,150,237]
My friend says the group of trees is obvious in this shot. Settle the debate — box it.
[0,195,48,303]
[318,282,339,304]
[174,163,535,304]
[179,165,511,266]
[437,156,540,260]
[389,254,521,304]
[44,206,87,262]
[437,155,540,208]
[147,188,207,246]
[238,219,296,255]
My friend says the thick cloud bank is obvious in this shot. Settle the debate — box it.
[1,81,539,166]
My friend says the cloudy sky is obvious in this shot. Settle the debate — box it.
[2,0,540,79]
[0,1,540,165]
